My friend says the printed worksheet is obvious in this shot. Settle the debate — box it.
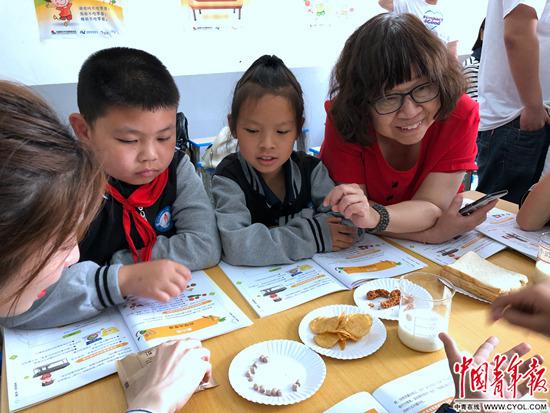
[220,234,426,317]
[476,207,548,260]
[372,360,454,413]
[390,231,506,266]
[313,234,426,287]
[119,271,252,348]
[219,260,346,317]
[3,271,251,411]
[5,309,136,412]
[325,360,453,413]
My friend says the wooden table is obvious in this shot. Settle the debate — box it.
[3,193,548,413]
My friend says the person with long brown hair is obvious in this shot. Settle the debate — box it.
[0,80,104,318]
[321,13,495,244]
[0,81,211,413]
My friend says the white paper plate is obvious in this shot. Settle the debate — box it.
[228,339,326,405]
[353,278,433,320]
[298,304,387,360]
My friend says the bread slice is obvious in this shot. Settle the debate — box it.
[440,251,528,302]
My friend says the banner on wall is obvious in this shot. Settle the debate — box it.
[302,0,362,28]
[180,0,249,31]
[34,0,124,40]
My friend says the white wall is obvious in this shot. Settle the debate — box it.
[0,0,488,147]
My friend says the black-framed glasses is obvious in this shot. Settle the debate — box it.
[372,82,440,115]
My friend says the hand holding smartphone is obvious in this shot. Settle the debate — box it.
[459,190,508,216]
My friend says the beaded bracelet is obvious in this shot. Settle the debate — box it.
[366,203,390,233]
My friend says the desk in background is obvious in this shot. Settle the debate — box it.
[3,193,547,413]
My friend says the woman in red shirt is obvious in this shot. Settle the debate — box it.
[321,13,496,243]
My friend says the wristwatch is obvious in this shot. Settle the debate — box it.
[366,203,390,233]
[435,403,458,413]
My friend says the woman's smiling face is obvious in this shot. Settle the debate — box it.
[370,76,441,146]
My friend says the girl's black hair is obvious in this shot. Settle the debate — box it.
[229,55,305,151]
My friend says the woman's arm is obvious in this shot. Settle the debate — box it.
[386,171,497,243]
[517,173,550,231]
[325,172,465,234]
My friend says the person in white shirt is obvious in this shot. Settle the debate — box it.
[378,0,458,57]
[476,0,550,204]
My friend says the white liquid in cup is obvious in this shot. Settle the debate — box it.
[534,259,550,284]
[398,309,448,352]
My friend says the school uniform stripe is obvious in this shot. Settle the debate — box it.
[305,218,321,252]
[102,265,115,306]
[312,216,325,252]
[94,267,107,308]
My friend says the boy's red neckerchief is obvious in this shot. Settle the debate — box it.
[106,169,169,263]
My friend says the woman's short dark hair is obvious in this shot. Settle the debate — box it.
[329,13,466,146]
[229,55,306,151]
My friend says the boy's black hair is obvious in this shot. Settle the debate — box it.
[77,47,179,124]
[229,55,306,151]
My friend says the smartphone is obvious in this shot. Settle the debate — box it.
[459,190,508,216]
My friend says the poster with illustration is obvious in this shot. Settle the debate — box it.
[181,0,250,31]
[301,0,364,28]
[34,0,123,40]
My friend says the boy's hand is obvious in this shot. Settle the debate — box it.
[327,216,356,251]
[118,259,192,302]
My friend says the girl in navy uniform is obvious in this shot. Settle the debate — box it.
[212,55,356,266]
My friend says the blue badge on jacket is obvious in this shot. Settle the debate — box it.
[155,206,173,232]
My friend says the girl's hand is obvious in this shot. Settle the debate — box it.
[323,184,377,229]
[118,259,192,302]
[326,216,356,251]
[125,339,212,413]
[423,194,497,244]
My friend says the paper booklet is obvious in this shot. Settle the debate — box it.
[219,234,426,317]
[390,230,506,266]
[476,206,549,260]
[325,359,454,413]
[3,271,252,412]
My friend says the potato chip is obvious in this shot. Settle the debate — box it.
[337,336,346,350]
[310,312,373,350]
[344,313,373,338]
[314,332,340,348]
[309,315,340,334]
[335,329,360,342]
